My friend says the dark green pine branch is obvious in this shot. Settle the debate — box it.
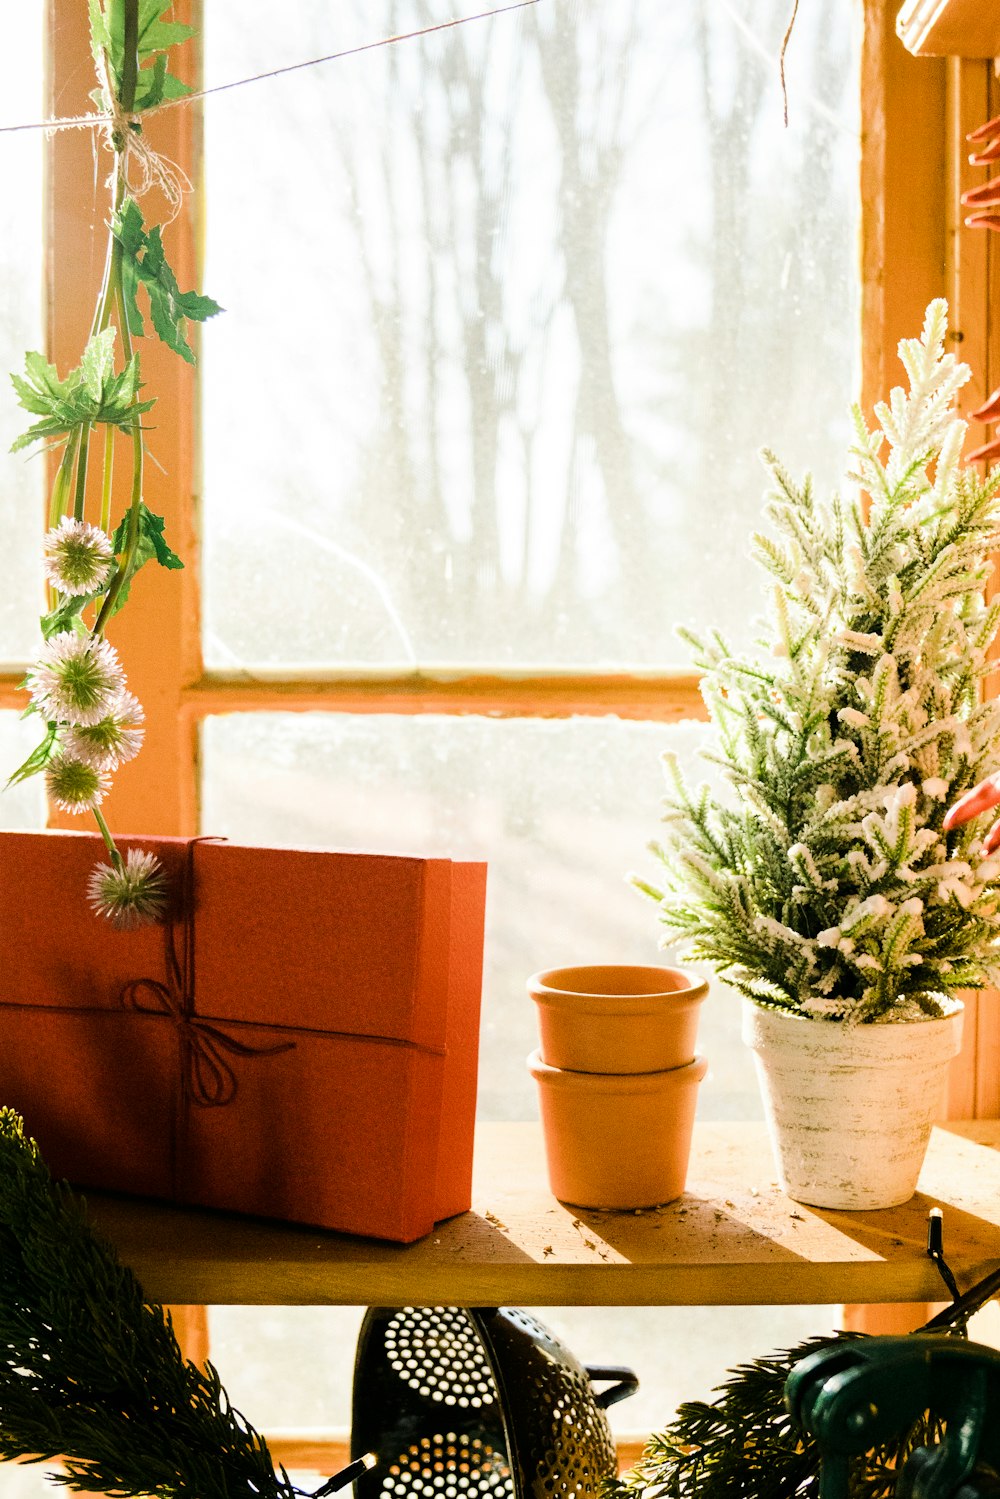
[0,1108,297,1499]
[606,1334,943,1499]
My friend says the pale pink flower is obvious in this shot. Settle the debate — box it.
[28,632,125,727]
[87,849,168,930]
[43,516,114,596]
[63,690,145,771]
[46,754,111,813]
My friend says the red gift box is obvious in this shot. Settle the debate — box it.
[0,830,486,1243]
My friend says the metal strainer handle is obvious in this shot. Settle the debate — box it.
[585,1365,639,1409]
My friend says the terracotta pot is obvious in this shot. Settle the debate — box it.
[742,997,964,1211]
[528,1048,708,1208]
[527,964,708,1074]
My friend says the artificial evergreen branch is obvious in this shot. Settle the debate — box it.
[638,301,1000,1021]
[0,1107,296,1499]
[606,1334,943,1499]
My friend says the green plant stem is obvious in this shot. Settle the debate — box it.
[89,233,117,342]
[48,430,79,532]
[99,423,115,534]
[92,807,124,872]
[92,250,143,640]
[92,0,144,643]
[88,0,141,870]
[73,422,91,522]
[120,0,139,114]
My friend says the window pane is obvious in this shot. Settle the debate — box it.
[0,9,44,666]
[205,1302,839,1440]
[0,713,47,830]
[202,0,859,670]
[201,712,752,1121]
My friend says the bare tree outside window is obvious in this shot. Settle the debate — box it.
[202,0,858,669]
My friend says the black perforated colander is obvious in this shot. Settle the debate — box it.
[351,1307,637,1499]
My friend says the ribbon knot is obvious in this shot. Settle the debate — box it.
[117,839,294,1109]
[120,976,293,1108]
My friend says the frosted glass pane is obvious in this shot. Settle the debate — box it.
[0,712,47,829]
[0,14,44,666]
[201,713,753,1121]
[202,0,859,670]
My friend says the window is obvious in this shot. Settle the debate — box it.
[198,0,860,1121]
[198,0,858,1437]
[1,1,991,1493]
[0,5,46,832]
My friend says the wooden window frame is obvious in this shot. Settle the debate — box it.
[24,1,963,803]
[21,0,1000,1125]
[1,0,994,1394]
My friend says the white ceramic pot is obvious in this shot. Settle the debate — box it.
[741,997,964,1211]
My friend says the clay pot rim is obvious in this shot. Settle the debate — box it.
[527,1048,708,1090]
[528,964,708,1007]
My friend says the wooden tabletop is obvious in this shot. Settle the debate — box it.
[83,1120,1000,1307]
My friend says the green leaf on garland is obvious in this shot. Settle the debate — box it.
[108,501,183,614]
[88,0,110,66]
[10,335,155,453]
[6,723,58,788]
[137,0,196,62]
[89,0,193,111]
[39,593,91,641]
[113,198,221,363]
[80,325,116,401]
[112,501,183,572]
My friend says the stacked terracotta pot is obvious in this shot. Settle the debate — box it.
[527,964,708,1210]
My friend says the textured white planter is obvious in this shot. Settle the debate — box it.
[742,998,964,1211]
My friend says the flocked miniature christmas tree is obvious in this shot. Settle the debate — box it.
[636,301,1000,1022]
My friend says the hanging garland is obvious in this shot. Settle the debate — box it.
[7,0,220,928]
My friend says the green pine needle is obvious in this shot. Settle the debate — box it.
[605,1333,943,1499]
[0,1108,297,1499]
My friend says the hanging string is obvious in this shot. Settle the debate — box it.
[0,0,540,138]
[778,0,801,127]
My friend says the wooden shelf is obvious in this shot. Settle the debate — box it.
[83,1121,1000,1308]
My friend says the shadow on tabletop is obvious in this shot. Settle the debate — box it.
[564,1192,810,1265]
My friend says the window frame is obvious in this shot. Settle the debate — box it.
[21,3,945,785]
[0,0,984,1441]
[17,0,996,1110]
[0,0,990,1370]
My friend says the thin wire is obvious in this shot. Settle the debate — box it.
[778,0,801,128]
[0,0,539,137]
[710,0,850,137]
